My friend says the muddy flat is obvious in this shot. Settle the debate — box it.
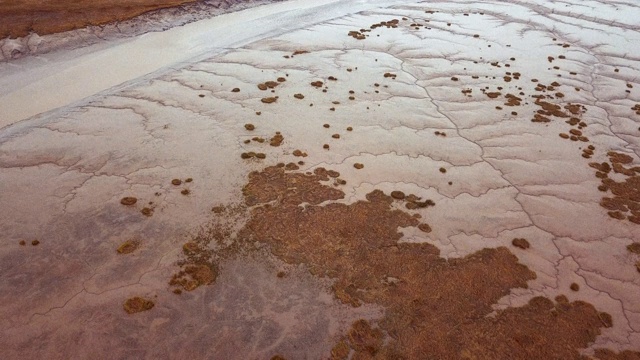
[1,0,639,359]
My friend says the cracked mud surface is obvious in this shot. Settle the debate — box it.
[1,0,640,358]
[239,166,611,359]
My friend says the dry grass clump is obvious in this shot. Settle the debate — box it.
[123,297,154,314]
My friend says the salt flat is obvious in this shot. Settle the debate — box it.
[1,0,639,359]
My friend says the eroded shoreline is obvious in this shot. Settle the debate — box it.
[0,0,286,61]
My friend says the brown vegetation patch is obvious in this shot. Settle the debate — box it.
[123,297,154,314]
[512,238,530,249]
[284,162,299,171]
[627,242,640,254]
[608,211,626,220]
[570,283,580,291]
[565,103,584,115]
[312,167,337,179]
[233,165,617,358]
[348,30,366,40]
[331,340,350,359]
[257,81,280,91]
[532,114,551,123]
[241,152,266,160]
[185,264,216,285]
[370,19,400,29]
[347,319,383,355]
[591,151,640,225]
[535,99,569,117]
[270,132,284,147]
[211,206,224,214]
[504,93,522,106]
[170,230,221,292]
[406,199,435,210]
[390,191,405,200]
[241,166,344,207]
[117,239,140,254]
[609,152,634,165]
[261,97,278,104]
[120,197,137,206]
[418,223,432,233]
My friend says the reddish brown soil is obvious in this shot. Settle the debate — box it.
[0,0,198,38]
